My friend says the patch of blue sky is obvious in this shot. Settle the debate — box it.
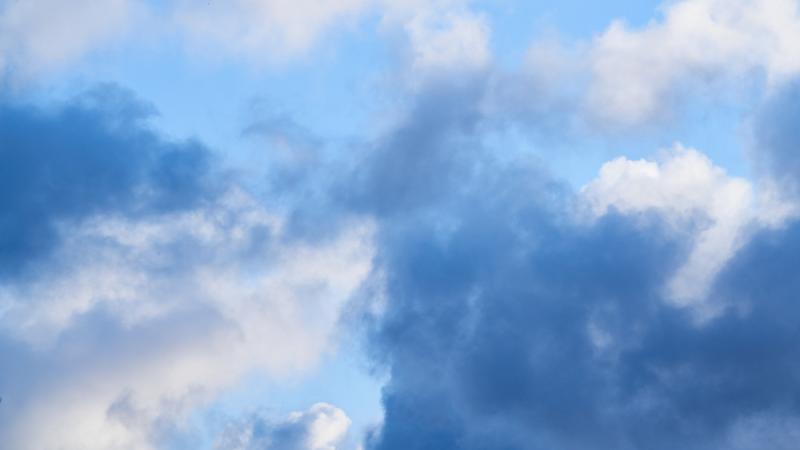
[42,10,391,166]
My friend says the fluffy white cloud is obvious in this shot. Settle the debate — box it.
[0,188,374,450]
[587,0,800,125]
[582,145,794,318]
[216,403,351,450]
[0,0,140,78]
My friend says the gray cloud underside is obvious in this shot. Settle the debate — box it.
[346,80,800,450]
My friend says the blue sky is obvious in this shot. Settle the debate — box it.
[2,1,800,449]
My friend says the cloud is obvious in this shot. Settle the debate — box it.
[503,0,800,130]
[175,0,489,80]
[401,8,490,82]
[6,4,800,450]
[587,0,800,125]
[0,83,215,277]
[0,0,487,79]
[0,87,375,450]
[752,80,800,197]
[344,79,800,450]
[581,145,757,315]
[0,0,140,79]
[340,80,492,216]
[216,403,352,450]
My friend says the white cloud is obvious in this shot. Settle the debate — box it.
[0,0,489,79]
[0,188,374,450]
[371,0,490,87]
[176,0,490,80]
[296,403,352,450]
[0,0,140,78]
[587,0,800,125]
[216,403,352,450]
[581,145,794,318]
[402,9,490,78]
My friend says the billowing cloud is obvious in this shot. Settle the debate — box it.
[587,0,800,125]
[216,403,352,450]
[345,77,800,449]
[0,87,374,450]
[6,3,800,450]
[581,145,757,316]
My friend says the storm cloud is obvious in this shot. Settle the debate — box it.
[354,78,800,450]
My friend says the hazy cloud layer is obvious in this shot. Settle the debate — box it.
[0,0,140,79]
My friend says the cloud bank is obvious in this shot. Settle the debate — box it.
[345,70,800,449]
[4,1,800,449]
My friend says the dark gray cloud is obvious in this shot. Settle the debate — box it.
[339,80,489,217]
[351,79,800,450]
[0,84,218,278]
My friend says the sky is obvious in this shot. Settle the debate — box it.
[2,0,800,449]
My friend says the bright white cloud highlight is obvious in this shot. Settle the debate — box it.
[581,145,793,318]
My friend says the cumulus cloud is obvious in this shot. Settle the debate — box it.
[587,0,800,125]
[340,76,800,450]
[7,3,800,450]
[503,0,800,130]
[581,145,757,315]
[216,403,352,450]
[0,87,374,450]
